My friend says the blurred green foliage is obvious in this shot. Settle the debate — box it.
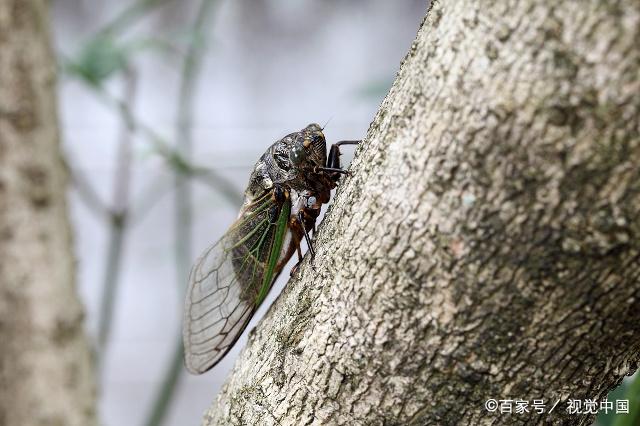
[597,373,639,426]
[65,33,177,87]
[65,34,131,85]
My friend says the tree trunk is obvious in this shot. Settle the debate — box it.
[206,1,640,425]
[0,1,97,425]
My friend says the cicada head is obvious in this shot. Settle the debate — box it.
[289,123,327,170]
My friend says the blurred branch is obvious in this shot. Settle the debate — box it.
[192,167,242,206]
[151,138,242,205]
[67,153,111,220]
[128,173,174,225]
[66,77,242,224]
[70,75,242,207]
[129,166,241,227]
[99,0,172,37]
[144,0,219,425]
[97,67,137,364]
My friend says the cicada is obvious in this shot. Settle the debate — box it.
[182,123,358,374]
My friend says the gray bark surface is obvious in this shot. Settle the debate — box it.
[206,1,640,425]
[0,1,97,425]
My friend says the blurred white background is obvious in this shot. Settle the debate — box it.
[50,0,425,425]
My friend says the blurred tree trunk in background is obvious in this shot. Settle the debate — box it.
[0,1,96,425]
[205,1,640,425]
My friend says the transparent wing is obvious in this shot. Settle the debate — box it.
[183,190,292,374]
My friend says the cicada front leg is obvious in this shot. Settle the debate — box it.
[313,140,360,184]
[328,140,360,169]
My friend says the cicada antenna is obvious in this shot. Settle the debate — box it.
[321,116,333,131]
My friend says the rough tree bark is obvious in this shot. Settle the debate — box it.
[0,1,97,425]
[206,1,639,425]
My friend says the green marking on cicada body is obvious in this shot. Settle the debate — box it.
[256,197,291,306]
